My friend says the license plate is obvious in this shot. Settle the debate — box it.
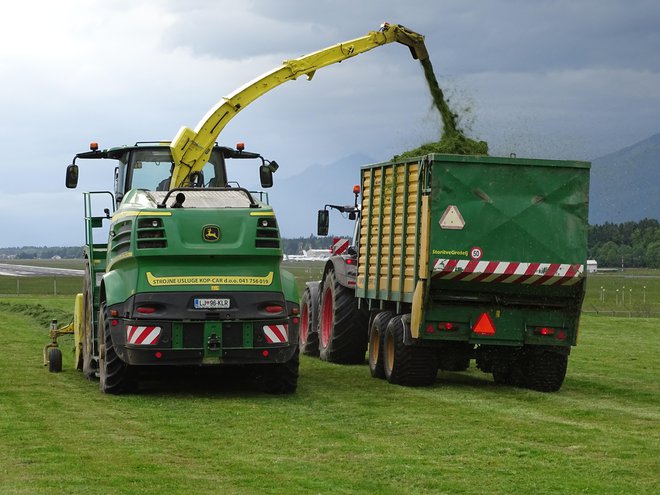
[194,298,230,309]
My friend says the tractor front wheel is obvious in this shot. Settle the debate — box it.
[299,284,320,356]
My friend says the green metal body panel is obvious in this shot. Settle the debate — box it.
[357,153,590,348]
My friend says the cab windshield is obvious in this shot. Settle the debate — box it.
[129,148,227,191]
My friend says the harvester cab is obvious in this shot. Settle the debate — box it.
[65,141,277,207]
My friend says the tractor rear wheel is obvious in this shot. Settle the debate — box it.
[98,303,136,394]
[368,311,393,379]
[318,270,368,364]
[299,284,320,356]
[383,315,437,386]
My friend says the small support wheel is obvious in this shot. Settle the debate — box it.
[48,347,63,373]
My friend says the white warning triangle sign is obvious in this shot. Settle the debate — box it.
[439,205,465,230]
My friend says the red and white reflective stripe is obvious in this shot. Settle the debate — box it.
[432,259,583,286]
[332,238,350,255]
[263,324,288,344]
[126,325,162,345]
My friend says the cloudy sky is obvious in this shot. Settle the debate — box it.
[1,0,659,246]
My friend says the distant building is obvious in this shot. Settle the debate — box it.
[587,260,598,273]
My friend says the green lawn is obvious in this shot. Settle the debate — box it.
[0,298,657,494]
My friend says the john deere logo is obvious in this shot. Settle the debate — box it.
[203,225,220,242]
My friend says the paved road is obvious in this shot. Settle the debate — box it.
[0,263,84,277]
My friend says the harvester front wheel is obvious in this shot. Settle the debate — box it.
[318,270,368,364]
[368,311,393,379]
[47,347,63,373]
[299,284,320,356]
[383,315,437,386]
[98,303,136,394]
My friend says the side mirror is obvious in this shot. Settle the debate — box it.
[317,210,329,236]
[259,165,273,188]
[65,164,79,189]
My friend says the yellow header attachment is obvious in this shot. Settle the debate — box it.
[169,23,427,188]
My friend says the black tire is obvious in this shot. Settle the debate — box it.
[299,285,320,356]
[368,311,393,379]
[383,315,438,386]
[48,347,63,373]
[492,361,524,387]
[98,303,136,394]
[256,349,299,394]
[82,261,98,380]
[318,270,368,364]
[522,346,568,392]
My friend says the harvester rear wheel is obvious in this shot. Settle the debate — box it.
[383,315,437,386]
[256,349,299,394]
[48,347,63,373]
[318,270,368,364]
[522,346,568,392]
[368,311,393,379]
[98,303,136,394]
[299,284,320,356]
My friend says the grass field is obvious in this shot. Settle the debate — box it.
[0,297,658,494]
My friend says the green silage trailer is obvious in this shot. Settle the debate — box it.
[306,153,590,391]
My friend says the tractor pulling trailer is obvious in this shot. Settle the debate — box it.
[44,24,430,394]
[301,153,590,391]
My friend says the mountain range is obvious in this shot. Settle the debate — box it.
[268,133,660,238]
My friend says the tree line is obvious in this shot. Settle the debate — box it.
[588,218,659,268]
[1,219,658,268]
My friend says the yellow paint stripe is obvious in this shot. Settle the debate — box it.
[112,210,172,222]
[250,211,275,216]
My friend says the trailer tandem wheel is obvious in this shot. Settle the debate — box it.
[522,346,568,392]
[383,315,437,386]
[368,311,393,379]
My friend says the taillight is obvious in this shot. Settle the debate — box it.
[136,306,156,314]
[533,326,568,341]
[264,305,284,314]
[535,327,555,336]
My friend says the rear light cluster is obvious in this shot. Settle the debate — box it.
[533,326,567,340]
[425,321,462,334]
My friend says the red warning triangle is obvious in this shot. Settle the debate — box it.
[473,312,496,335]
